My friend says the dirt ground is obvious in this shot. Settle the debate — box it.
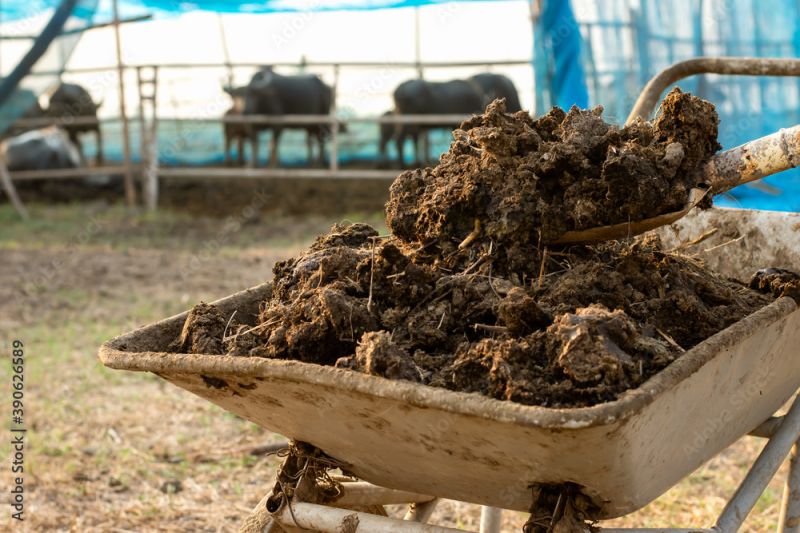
[0,201,791,532]
[15,175,394,218]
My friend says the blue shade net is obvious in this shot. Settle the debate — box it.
[0,1,99,134]
[536,0,800,212]
[0,0,505,19]
[0,0,523,168]
[119,0,508,16]
[3,0,798,213]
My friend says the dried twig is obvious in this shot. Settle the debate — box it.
[667,227,719,252]
[537,247,549,289]
[222,310,237,339]
[413,238,439,255]
[187,441,289,461]
[462,254,488,276]
[656,328,685,352]
[248,442,290,456]
[224,317,279,343]
[458,218,481,249]
[473,323,508,333]
[367,236,377,313]
[487,265,500,299]
[412,249,489,312]
[701,234,745,254]
[747,181,781,194]
[315,262,324,288]
[663,249,706,270]
[550,492,565,530]
[429,287,456,306]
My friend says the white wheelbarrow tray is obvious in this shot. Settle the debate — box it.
[98,207,800,520]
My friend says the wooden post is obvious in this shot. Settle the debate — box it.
[137,67,144,143]
[146,67,159,210]
[137,66,159,211]
[413,9,428,160]
[217,14,234,88]
[112,0,137,207]
[414,7,424,79]
[330,65,339,172]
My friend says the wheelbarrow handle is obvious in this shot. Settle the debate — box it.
[699,125,800,195]
[627,57,800,123]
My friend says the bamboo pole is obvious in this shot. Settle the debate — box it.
[414,7,424,79]
[142,67,159,210]
[330,65,339,172]
[21,59,532,77]
[112,0,137,207]
[217,14,234,88]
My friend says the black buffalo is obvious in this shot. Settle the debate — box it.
[241,68,332,167]
[469,73,522,112]
[221,85,253,166]
[377,110,397,169]
[381,73,523,168]
[45,83,103,165]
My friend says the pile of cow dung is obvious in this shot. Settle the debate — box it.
[173,90,798,408]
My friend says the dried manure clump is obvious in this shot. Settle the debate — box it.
[386,88,719,275]
[169,302,227,355]
[749,268,800,302]
[174,93,791,408]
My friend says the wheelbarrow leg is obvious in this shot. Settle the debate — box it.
[716,394,800,532]
[404,498,439,523]
[276,502,469,532]
[779,439,800,533]
[479,506,502,533]
[239,492,297,533]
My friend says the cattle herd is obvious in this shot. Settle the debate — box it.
[2,69,522,171]
[224,68,522,168]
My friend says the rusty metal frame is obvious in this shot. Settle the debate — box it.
[249,397,800,532]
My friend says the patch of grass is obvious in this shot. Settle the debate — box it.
[0,202,789,532]
[0,202,387,254]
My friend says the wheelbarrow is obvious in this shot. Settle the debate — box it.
[98,59,800,532]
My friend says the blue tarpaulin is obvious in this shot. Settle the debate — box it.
[554,0,800,212]
[0,0,98,134]
[1,0,799,212]
[0,0,506,21]
[533,0,589,110]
